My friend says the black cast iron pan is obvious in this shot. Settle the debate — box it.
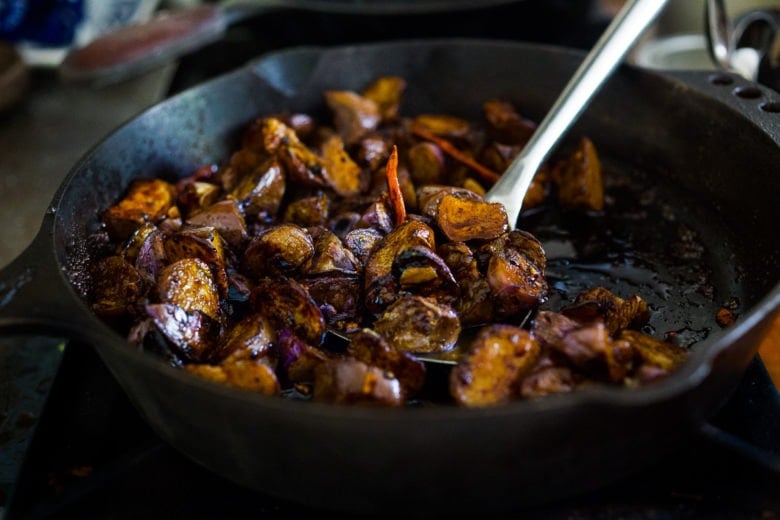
[1,40,779,514]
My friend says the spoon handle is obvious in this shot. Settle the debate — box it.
[485,0,669,227]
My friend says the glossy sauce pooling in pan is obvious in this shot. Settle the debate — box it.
[87,76,692,407]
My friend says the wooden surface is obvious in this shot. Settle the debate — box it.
[758,314,780,388]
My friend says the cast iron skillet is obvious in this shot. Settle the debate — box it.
[1,40,779,514]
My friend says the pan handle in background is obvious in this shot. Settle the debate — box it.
[0,223,98,343]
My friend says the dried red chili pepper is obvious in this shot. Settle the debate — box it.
[385,145,406,226]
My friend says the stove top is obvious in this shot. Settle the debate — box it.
[3,2,780,517]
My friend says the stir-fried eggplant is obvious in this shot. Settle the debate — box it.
[89,75,691,407]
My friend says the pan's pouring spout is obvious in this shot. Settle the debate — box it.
[484,0,669,227]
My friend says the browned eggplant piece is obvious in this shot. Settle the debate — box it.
[229,157,286,220]
[407,141,446,186]
[283,191,331,227]
[362,76,406,122]
[479,143,548,209]
[461,178,486,197]
[412,114,470,140]
[391,245,459,306]
[133,226,167,287]
[214,312,275,362]
[354,133,391,171]
[164,226,229,299]
[276,328,332,384]
[517,355,576,398]
[177,181,221,218]
[243,223,314,278]
[223,149,267,192]
[416,185,482,221]
[347,328,426,398]
[243,113,315,151]
[531,310,635,383]
[120,222,157,263]
[450,324,540,407]
[482,99,537,146]
[438,242,495,326]
[343,227,383,266]
[312,358,404,407]
[305,226,360,276]
[251,277,326,346]
[363,219,437,314]
[435,192,509,242]
[620,329,688,375]
[324,90,381,146]
[483,231,548,318]
[373,295,461,354]
[90,255,144,319]
[319,134,365,197]
[186,199,247,248]
[185,357,280,396]
[301,275,362,327]
[562,286,650,336]
[260,117,328,188]
[146,303,220,362]
[552,136,604,212]
[157,258,221,321]
[101,178,175,240]
[355,199,393,235]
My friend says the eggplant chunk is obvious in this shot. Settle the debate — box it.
[412,114,470,140]
[120,222,157,263]
[343,227,383,266]
[306,226,360,276]
[215,312,275,362]
[392,245,459,305]
[186,199,247,248]
[348,328,426,398]
[416,185,482,221]
[243,224,314,277]
[482,99,537,146]
[324,90,381,145]
[355,133,391,171]
[313,358,404,407]
[518,358,575,398]
[374,295,461,354]
[450,324,540,407]
[277,328,331,384]
[146,303,220,362]
[407,141,446,186]
[301,275,362,326]
[320,134,365,197]
[283,192,331,227]
[261,117,328,188]
[251,277,326,346]
[177,181,221,218]
[552,136,604,211]
[562,286,650,336]
[435,193,509,242]
[438,242,496,326]
[157,258,220,321]
[134,227,167,287]
[164,226,229,298]
[229,157,286,220]
[620,329,688,374]
[102,178,175,240]
[362,75,406,122]
[185,357,280,396]
[90,256,143,319]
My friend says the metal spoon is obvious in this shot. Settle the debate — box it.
[484,0,669,228]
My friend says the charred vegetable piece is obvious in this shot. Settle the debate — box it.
[164,226,229,299]
[482,99,537,146]
[348,328,426,398]
[374,295,461,354]
[276,329,331,384]
[229,157,286,219]
[134,226,167,286]
[306,226,360,276]
[313,358,404,407]
[157,258,220,321]
[552,136,604,211]
[146,303,220,362]
[102,178,175,240]
[484,232,548,318]
[177,181,221,217]
[412,114,470,140]
[411,126,500,184]
[283,192,331,227]
[518,356,575,398]
[215,312,275,362]
[90,256,143,319]
[261,117,328,188]
[185,357,280,395]
[435,193,508,242]
[324,90,381,145]
[343,227,383,266]
[407,141,446,185]
[416,185,483,221]
[320,134,364,197]
[354,133,391,171]
[438,242,495,325]
[243,224,314,278]
[186,199,247,248]
[620,329,688,375]
[301,274,362,327]
[562,287,650,336]
[450,324,540,407]
[251,277,326,346]
[362,76,406,122]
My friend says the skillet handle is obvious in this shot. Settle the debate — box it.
[0,225,97,342]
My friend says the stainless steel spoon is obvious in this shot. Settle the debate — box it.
[484,0,669,228]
